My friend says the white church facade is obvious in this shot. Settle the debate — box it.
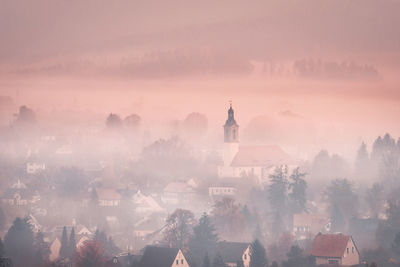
[218,104,294,183]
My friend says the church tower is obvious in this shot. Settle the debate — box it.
[224,103,239,143]
[222,103,239,170]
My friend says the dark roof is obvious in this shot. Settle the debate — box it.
[217,242,249,263]
[105,257,123,267]
[310,234,350,258]
[224,105,238,127]
[117,253,142,267]
[139,246,179,267]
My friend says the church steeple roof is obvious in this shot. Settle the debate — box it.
[224,102,238,127]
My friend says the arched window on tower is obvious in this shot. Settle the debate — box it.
[233,129,236,140]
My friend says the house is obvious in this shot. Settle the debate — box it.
[162,181,195,205]
[117,253,142,267]
[216,241,251,267]
[132,190,164,215]
[77,236,90,248]
[293,213,329,240]
[96,188,122,207]
[1,180,40,206]
[138,246,189,267]
[133,216,165,240]
[208,185,237,198]
[310,233,359,266]
[26,162,45,174]
[217,104,294,182]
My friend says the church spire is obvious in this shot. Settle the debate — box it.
[224,102,239,143]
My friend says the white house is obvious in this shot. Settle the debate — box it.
[96,188,121,207]
[293,213,329,240]
[162,181,195,205]
[208,185,237,198]
[132,190,164,214]
[26,162,46,174]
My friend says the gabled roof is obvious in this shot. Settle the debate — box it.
[310,234,351,258]
[230,145,292,167]
[217,241,249,263]
[132,191,163,212]
[139,246,179,267]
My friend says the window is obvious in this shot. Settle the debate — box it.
[347,248,349,254]
[176,259,179,265]
[329,259,340,264]
[352,247,354,253]
[181,259,184,264]
[244,254,247,260]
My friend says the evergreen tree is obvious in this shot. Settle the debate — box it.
[268,166,289,237]
[93,230,120,257]
[252,224,263,242]
[105,237,120,257]
[392,232,400,261]
[282,245,315,267]
[0,238,4,257]
[93,230,107,245]
[202,253,211,267]
[268,165,289,214]
[288,167,307,214]
[69,227,76,259]
[59,226,69,259]
[33,231,50,267]
[212,253,227,267]
[189,213,218,264]
[0,204,5,232]
[330,203,345,233]
[250,239,268,267]
[326,178,358,228]
[4,217,35,267]
[354,142,370,177]
[365,183,385,218]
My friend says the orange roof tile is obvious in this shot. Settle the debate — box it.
[310,234,350,258]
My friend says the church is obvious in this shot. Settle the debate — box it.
[218,103,294,183]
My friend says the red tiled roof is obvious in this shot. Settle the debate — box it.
[310,234,350,258]
[231,145,292,167]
